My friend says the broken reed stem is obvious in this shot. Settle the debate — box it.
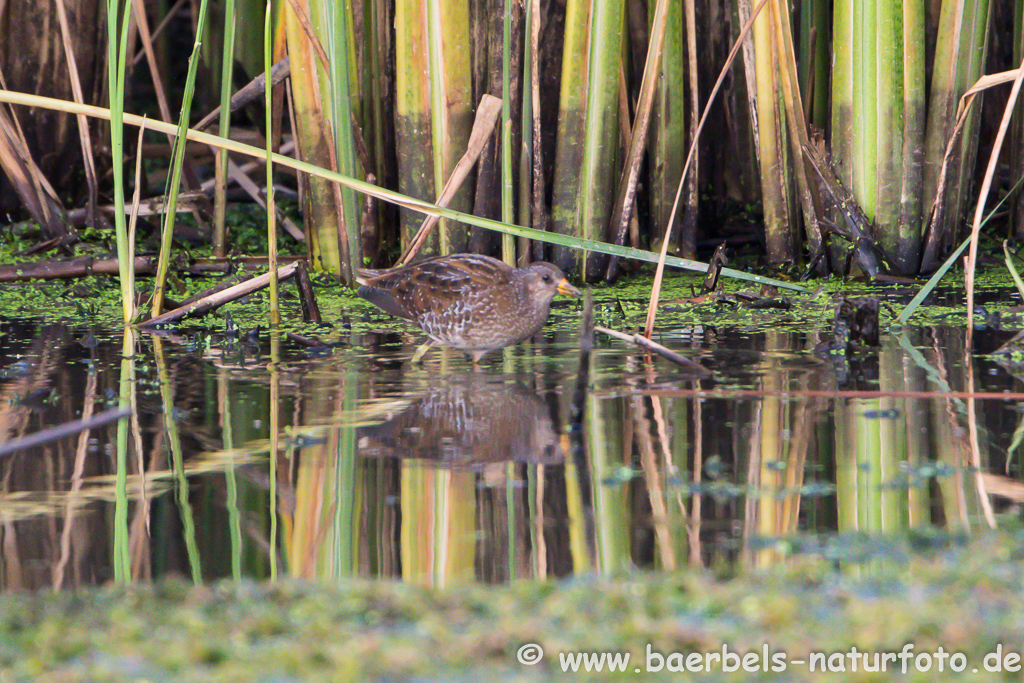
[139,262,299,327]
[594,325,711,376]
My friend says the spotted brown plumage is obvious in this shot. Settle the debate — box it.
[356,254,581,362]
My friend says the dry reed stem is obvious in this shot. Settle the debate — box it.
[964,60,1024,349]
[643,0,770,339]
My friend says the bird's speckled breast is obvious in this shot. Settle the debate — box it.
[419,284,549,351]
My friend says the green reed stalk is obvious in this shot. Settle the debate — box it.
[830,0,925,275]
[425,0,446,253]
[550,0,591,271]
[870,0,922,273]
[589,397,629,572]
[332,370,359,577]
[328,0,362,277]
[878,339,910,529]
[798,0,829,127]
[1013,0,1024,239]
[771,0,823,262]
[650,0,685,252]
[831,0,853,186]
[501,0,515,265]
[395,0,435,252]
[426,0,447,254]
[212,0,237,257]
[366,0,389,218]
[899,0,926,272]
[113,330,134,583]
[606,0,669,273]
[852,0,877,220]
[151,0,211,317]
[680,0,699,258]
[221,376,243,580]
[234,0,267,90]
[269,334,280,581]
[518,0,536,264]
[265,3,279,325]
[164,356,203,582]
[306,0,355,281]
[749,0,796,264]
[284,0,344,276]
[437,0,474,254]
[575,0,624,280]
[921,0,991,271]
[107,0,134,323]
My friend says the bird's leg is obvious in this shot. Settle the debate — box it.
[410,339,436,364]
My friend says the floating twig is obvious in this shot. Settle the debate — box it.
[0,406,131,458]
[173,274,248,309]
[594,325,711,377]
[139,262,299,327]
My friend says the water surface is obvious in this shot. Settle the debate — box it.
[0,281,1021,589]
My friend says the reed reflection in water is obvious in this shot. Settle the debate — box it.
[0,318,1021,589]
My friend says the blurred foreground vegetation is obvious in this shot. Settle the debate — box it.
[4,531,1024,681]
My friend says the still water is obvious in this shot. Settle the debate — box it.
[0,284,1021,589]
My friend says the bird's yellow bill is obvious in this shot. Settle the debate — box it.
[557,278,582,297]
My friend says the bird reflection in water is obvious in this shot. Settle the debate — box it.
[357,373,565,471]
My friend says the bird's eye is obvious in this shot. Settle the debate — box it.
[542,274,552,283]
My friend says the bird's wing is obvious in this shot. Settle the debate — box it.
[360,255,512,317]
